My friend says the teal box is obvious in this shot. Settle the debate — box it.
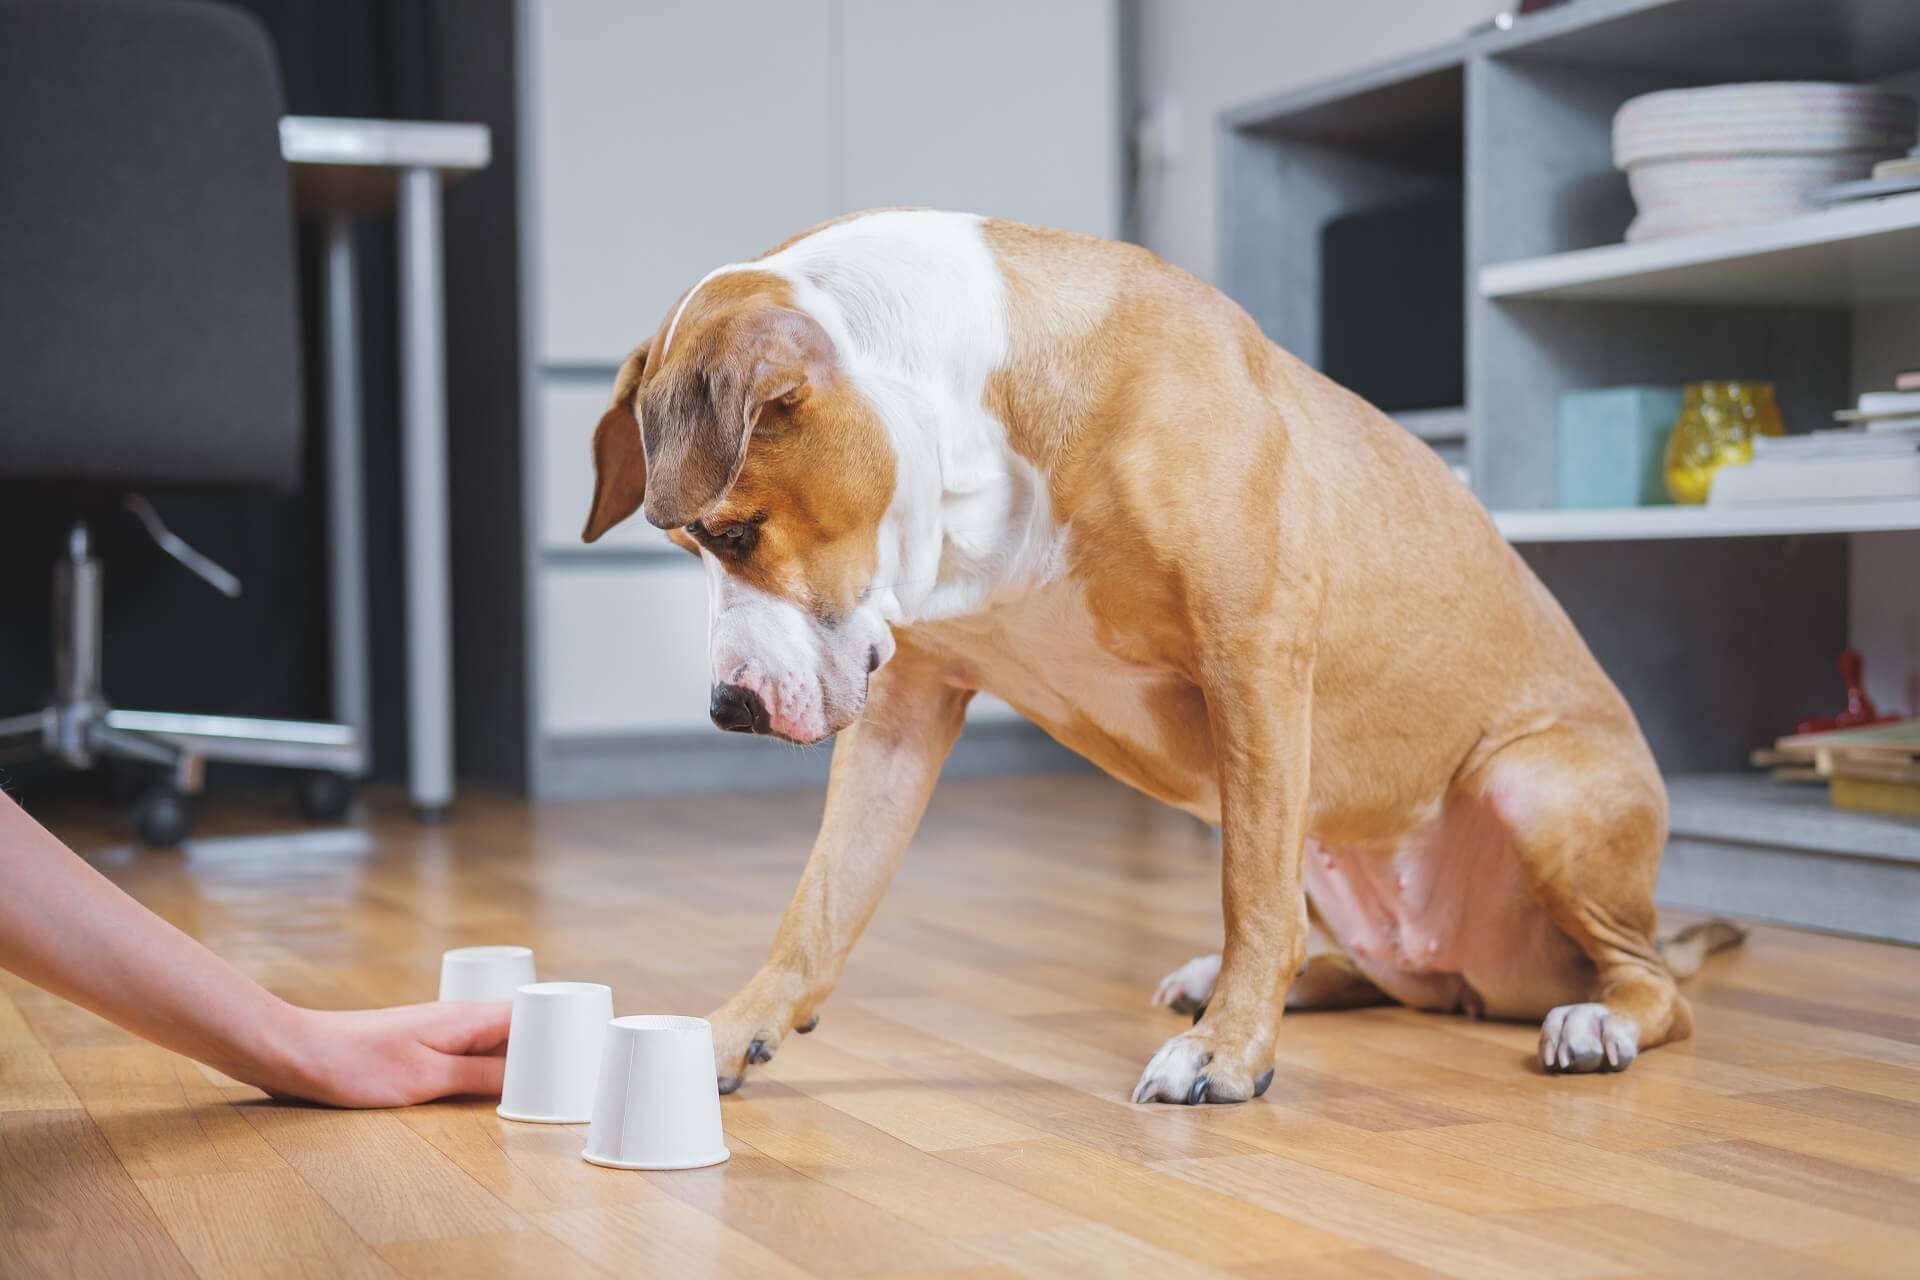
[1557,386,1682,508]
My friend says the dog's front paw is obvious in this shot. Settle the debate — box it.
[1132,1025,1275,1105]
[708,988,815,1094]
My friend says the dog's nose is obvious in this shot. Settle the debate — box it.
[709,683,770,735]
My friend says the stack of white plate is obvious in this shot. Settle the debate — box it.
[1613,82,1917,241]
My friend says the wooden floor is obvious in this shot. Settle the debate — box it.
[4,774,1919,1279]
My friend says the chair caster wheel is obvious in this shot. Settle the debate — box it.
[132,787,193,848]
[297,771,356,822]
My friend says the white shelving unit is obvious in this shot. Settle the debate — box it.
[1481,192,1920,305]
[1494,499,1920,543]
[1223,0,1920,939]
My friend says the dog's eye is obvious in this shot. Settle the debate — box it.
[718,524,746,540]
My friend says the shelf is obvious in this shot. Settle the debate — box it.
[1483,0,1920,80]
[1225,0,1920,140]
[1391,407,1470,442]
[1480,194,1920,305]
[1667,773,1919,864]
[1493,500,1920,542]
[1224,46,1463,168]
[1662,772,1920,943]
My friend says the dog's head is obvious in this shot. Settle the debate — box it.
[581,271,898,744]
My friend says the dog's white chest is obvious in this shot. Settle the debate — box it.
[918,584,1219,819]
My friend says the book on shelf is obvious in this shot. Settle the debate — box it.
[1754,719,1920,820]
[1831,411,1920,430]
[1897,369,1920,392]
[1833,777,1920,819]
[1830,388,1920,432]
[1858,389,1920,416]
[1709,453,1920,505]
[1754,431,1920,460]
[1714,382,1920,504]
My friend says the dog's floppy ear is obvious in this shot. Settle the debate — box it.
[582,342,653,544]
[638,305,834,529]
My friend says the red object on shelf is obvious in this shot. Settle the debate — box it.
[1794,649,1904,735]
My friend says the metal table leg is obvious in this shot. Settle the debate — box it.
[323,214,372,775]
[396,166,455,819]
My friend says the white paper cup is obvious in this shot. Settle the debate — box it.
[438,945,536,1003]
[582,1015,731,1170]
[498,982,614,1124]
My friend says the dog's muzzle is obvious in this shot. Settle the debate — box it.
[709,682,772,735]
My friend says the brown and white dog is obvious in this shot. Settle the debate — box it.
[582,210,1740,1104]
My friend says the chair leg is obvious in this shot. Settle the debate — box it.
[13,528,365,844]
[0,709,52,741]
[103,710,362,775]
[87,721,183,769]
[0,710,53,763]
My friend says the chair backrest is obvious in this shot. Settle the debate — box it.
[0,0,302,490]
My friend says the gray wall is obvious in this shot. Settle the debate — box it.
[1133,0,1499,280]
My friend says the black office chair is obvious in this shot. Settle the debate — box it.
[0,0,361,845]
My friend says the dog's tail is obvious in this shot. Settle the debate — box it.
[1657,918,1748,979]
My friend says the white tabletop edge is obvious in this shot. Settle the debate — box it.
[280,116,491,171]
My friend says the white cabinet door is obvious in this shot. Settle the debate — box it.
[839,0,1120,238]
[537,375,688,555]
[528,0,838,366]
[540,558,1021,734]
[540,561,713,735]
[537,375,608,552]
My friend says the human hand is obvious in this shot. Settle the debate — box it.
[264,1001,511,1108]
[0,790,516,1111]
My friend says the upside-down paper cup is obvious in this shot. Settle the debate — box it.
[438,945,536,1002]
[497,982,614,1123]
[582,1015,731,1170]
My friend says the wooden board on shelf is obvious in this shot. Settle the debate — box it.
[1754,719,1920,823]
[1833,759,1920,784]
[1774,718,1920,754]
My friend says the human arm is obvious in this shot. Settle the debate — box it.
[0,790,507,1107]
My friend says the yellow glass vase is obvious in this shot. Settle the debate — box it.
[1663,381,1785,505]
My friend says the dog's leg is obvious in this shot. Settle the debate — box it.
[1480,728,1685,1073]
[1289,897,1393,1011]
[1134,646,1313,1105]
[708,645,971,1092]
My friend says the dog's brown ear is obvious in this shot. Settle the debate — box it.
[638,305,833,529]
[582,342,652,543]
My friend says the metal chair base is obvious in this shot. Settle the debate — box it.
[0,523,363,842]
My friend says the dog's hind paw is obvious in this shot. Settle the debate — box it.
[1152,953,1221,1019]
[1540,1002,1639,1073]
